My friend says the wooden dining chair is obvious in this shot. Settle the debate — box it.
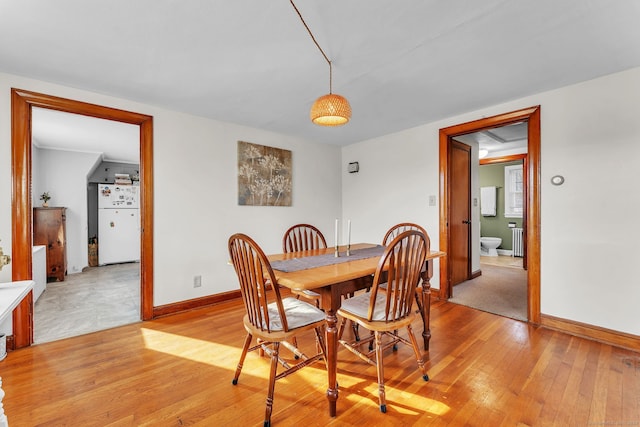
[382,225,429,314]
[228,233,327,427]
[383,222,430,317]
[382,222,430,247]
[282,223,361,341]
[337,229,430,414]
[282,223,327,253]
[282,224,327,306]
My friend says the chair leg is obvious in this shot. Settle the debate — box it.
[291,336,300,358]
[406,324,429,381]
[342,293,360,341]
[292,295,320,356]
[414,291,423,312]
[351,321,360,341]
[337,316,347,340]
[264,342,280,427]
[314,327,329,370]
[258,338,265,358]
[374,331,387,413]
[233,333,253,385]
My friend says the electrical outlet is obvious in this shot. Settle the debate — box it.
[193,275,202,288]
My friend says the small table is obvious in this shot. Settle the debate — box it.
[0,280,34,325]
[268,244,444,417]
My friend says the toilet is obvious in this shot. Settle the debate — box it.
[480,237,502,256]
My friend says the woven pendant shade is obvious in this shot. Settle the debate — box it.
[310,93,352,126]
[290,0,352,127]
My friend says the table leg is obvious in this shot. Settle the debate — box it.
[325,309,338,417]
[318,277,370,417]
[420,259,433,351]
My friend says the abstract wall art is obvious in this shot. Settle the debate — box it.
[237,141,292,206]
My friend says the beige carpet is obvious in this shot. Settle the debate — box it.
[449,260,527,321]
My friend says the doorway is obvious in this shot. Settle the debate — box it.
[450,153,528,320]
[11,88,155,348]
[31,108,142,343]
[439,106,541,324]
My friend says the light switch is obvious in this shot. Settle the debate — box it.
[428,195,436,206]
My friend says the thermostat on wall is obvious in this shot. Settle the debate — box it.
[348,162,359,173]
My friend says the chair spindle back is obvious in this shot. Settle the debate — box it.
[369,230,428,322]
[382,222,430,247]
[282,224,327,253]
[228,233,288,333]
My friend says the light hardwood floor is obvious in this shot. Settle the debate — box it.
[3,297,639,426]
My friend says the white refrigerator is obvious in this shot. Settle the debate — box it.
[98,184,140,265]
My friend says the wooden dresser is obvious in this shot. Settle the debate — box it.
[33,207,67,282]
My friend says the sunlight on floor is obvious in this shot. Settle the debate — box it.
[341,382,450,416]
[140,328,241,368]
[333,367,450,416]
[480,255,523,268]
[141,328,451,416]
[394,395,451,416]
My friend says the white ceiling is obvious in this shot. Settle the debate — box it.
[32,108,140,164]
[3,1,640,163]
[455,122,528,156]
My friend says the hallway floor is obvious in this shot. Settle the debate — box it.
[479,254,523,268]
[33,262,140,344]
[449,255,527,321]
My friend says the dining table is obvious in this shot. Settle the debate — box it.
[268,243,445,418]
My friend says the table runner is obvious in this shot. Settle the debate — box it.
[270,245,385,272]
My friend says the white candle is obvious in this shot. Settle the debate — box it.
[335,218,339,247]
[347,220,351,247]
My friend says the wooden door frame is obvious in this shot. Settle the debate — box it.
[439,106,541,324]
[11,88,154,348]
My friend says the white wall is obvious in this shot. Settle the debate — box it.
[0,72,342,309]
[152,113,342,305]
[3,67,640,337]
[33,147,102,275]
[342,66,640,336]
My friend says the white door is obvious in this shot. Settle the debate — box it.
[98,208,140,265]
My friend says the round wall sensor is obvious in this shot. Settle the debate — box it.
[551,175,564,186]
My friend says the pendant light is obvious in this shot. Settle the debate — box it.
[290,0,352,126]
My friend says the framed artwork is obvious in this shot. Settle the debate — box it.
[237,141,292,206]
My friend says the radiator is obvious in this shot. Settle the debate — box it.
[512,227,524,257]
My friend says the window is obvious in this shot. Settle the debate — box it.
[504,164,523,218]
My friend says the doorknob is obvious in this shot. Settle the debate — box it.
[462,220,471,224]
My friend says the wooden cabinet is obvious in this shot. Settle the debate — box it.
[33,207,67,282]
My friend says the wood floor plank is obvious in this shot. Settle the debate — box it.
[2,298,639,426]
[621,350,640,423]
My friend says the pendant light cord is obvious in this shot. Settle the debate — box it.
[290,0,333,93]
